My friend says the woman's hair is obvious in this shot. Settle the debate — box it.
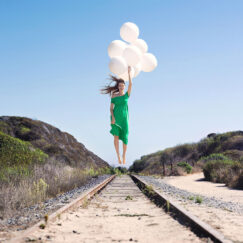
[100,74,125,97]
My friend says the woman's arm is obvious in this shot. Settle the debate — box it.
[110,103,115,123]
[127,66,132,96]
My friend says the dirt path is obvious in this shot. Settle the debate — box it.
[152,172,243,242]
[17,175,205,243]
[163,172,243,204]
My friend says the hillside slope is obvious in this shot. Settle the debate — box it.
[129,131,243,175]
[0,116,109,169]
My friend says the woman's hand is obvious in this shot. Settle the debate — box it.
[111,117,115,124]
[128,66,132,83]
[128,66,131,74]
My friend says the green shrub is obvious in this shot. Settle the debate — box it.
[203,158,242,183]
[129,159,146,173]
[177,161,192,174]
[19,125,31,134]
[173,143,195,157]
[115,166,128,174]
[84,167,99,177]
[0,164,32,182]
[0,131,48,168]
[0,131,48,183]
[97,166,115,175]
[31,178,48,203]
[200,153,228,163]
[197,137,219,156]
[195,196,202,204]
[0,121,11,134]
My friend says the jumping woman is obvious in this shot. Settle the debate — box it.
[100,66,132,165]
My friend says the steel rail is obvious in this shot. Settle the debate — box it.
[8,174,116,243]
[130,174,232,243]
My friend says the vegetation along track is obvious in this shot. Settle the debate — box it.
[7,174,232,243]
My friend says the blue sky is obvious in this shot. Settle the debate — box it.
[0,0,242,168]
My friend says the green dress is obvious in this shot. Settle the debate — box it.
[110,91,130,144]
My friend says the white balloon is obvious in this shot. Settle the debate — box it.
[108,40,127,58]
[133,62,142,77]
[119,67,135,81]
[141,53,157,72]
[109,56,128,75]
[120,22,139,43]
[132,39,148,53]
[123,44,142,66]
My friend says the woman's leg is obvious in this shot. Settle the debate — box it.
[114,135,122,164]
[122,142,127,164]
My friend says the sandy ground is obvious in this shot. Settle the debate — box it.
[12,175,205,243]
[154,172,243,242]
[162,172,243,205]
[155,191,243,243]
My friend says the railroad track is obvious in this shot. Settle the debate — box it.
[7,174,232,243]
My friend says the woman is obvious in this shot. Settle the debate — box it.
[100,66,132,165]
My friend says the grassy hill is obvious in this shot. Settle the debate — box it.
[0,116,113,219]
[128,131,243,189]
[0,116,109,169]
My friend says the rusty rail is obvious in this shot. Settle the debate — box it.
[130,174,232,243]
[8,174,116,243]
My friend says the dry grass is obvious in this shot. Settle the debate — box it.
[191,163,203,173]
[172,166,187,176]
[0,157,94,219]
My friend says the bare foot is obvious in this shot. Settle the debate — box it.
[118,155,122,164]
[122,155,126,164]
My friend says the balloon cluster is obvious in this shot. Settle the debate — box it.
[108,22,158,81]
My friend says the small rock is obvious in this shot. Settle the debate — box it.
[73,230,80,234]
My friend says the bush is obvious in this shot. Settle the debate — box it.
[203,154,243,189]
[203,159,236,182]
[97,166,115,175]
[0,131,48,168]
[177,161,192,174]
[222,150,243,161]
[173,143,195,157]
[229,172,243,189]
[200,153,228,163]
[31,178,48,203]
[195,196,203,204]
[197,137,220,156]
[0,131,48,183]
[129,159,146,173]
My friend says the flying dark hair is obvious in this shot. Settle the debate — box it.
[100,74,125,97]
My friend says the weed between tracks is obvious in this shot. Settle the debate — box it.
[195,196,203,204]
[80,198,91,209]
[125,195,133,200]
[142,184,156,196]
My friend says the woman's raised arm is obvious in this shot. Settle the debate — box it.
[127,66,132,97]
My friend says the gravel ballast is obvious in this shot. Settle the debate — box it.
[137,175,243,215]
[0,174,111,231]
